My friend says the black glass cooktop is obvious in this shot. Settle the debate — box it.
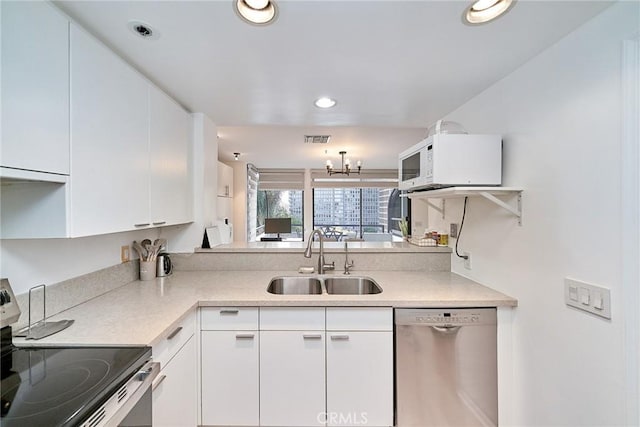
[1,344,150,426]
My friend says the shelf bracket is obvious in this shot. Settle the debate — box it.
[420,198,445,219]
[478,191,522,226]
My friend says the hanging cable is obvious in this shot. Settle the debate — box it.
[455,197,469,260]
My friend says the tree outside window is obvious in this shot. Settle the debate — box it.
[257,190,303,240]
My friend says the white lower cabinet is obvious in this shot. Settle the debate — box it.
[201,330,259,426]
[260,330,326,426]
[152,335,197,427]
[152,310,197,427]
[326,331,393,426]
[325,307,394,426]
[199,306,393,427]
[200,307,259,426]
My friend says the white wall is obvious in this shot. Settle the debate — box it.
[0,229,158,295]
[231,161,248,242]
[1,113,219,296]
[422,3,639,425]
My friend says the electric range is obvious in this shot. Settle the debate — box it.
[0,279,157,426]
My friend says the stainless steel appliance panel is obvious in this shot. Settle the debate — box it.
[395,308,497,427]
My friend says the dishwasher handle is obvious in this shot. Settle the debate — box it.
[431,325,462,334]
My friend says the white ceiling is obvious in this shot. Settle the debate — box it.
[55,0,612,168]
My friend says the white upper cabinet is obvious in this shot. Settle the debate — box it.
[1,6,192,238]
[1,1,70,176]
[149,86,192,226]
[70,24,150,236]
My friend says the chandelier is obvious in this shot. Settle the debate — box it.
[326,151,362,176]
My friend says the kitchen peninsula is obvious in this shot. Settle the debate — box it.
[9,242,517,426]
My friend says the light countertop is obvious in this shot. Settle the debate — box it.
[13,270,516,348]
[195,241,450,253]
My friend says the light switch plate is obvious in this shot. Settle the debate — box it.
[564,278,611,319]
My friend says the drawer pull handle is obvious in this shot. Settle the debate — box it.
[167,327,183,340]
[235,333,255,340]
[134,223,150,227]
[220,309,239,315]
[152,374,167,391]
[303,334,322,340]
[330,335,350,341]
[152,221,167,226]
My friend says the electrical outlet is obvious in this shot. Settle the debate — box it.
[121,245,130,263]
[463,252,472,270]
[450,223,459,238]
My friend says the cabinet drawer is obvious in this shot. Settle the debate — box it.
[260,307,325,330]
[153,309,196,370]
[201,307,258,330]
[326,307,392,331]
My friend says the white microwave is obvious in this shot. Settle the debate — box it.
[398,133,502,191]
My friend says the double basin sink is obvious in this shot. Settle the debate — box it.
[267,276,382,295]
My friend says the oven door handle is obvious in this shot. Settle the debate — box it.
[102,361,160,427]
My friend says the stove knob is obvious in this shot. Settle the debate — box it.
[4,290,10,303]
[0,291,5,306]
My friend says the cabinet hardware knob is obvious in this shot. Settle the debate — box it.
[152,221,167,225]
[152,374,167,391]
[235,334,255,340]
[167,326,183,340]
[330,335,350,340]
[220,309,239,315]
[303,334,322,340]
[134,223,150,227]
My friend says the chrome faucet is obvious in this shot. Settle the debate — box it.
[343,241,354,275]
[304,229,335,274]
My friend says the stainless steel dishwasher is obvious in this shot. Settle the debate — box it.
[395,308,498,427]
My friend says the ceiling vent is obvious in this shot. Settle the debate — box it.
[304,135,331,144]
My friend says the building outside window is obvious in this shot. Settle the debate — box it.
[312,188,407,241]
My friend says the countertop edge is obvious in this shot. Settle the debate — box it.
[12,270,517,348]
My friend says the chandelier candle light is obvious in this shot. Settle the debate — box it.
[326,151,362,176]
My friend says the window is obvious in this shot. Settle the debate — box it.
[252,168,305,242]
[256,190,304,241]
[312,188,407,241]
[387,188,409,236]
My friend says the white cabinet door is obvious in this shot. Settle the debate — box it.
[70,24,149,236]
[326,331,394,427]
[217,161,233,197]
[149,86,192,227]
[153,335,198,427]
[1,1,69,175]
[260,331,326,426]
[201,330,259,426]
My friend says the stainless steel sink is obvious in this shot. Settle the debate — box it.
[324,277,382,295]
[267,277,323,295]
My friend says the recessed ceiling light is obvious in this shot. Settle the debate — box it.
[314,97,337,109]
[464,0,515,25]
[234,0,278,26]
[127,20,160,40]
